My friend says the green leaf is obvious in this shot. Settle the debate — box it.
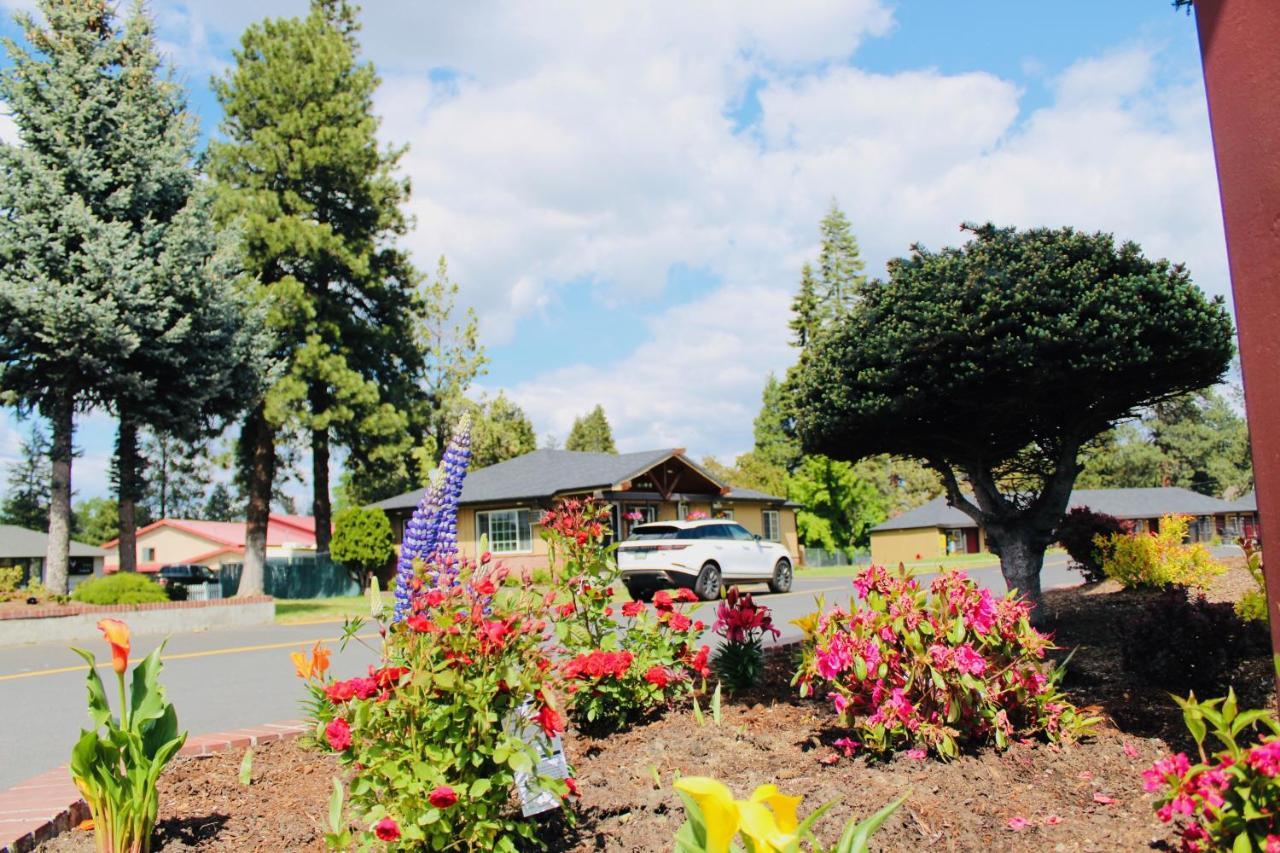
[835,790,910,853]
[1232,829,1251,853]
[71,648,112,728]
[239,748,253,786]
[328,778,345,834]
[711,683,722,727]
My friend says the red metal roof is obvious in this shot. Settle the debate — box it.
[101,514,319,551]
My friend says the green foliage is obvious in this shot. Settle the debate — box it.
[329,507,394,589]
[1078,388,1253,497]
[468,392,538,470]
[73,498,123,547]
[72,573,169,606]
[0,424,50,531]
[788,456,884,551]
[69,634,187,853]
[1236,540,1267,623]
[1100,514,1226,589]
[814,202,867,325]
[1144,689,1280,850]
[201,483,241,522]
[565,405,618,453]
[849,456,943,520]
[789,223,1235,604]
[790,262,821,349]
[139,434,214,519]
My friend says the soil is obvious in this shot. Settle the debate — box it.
[37,563,1276,852]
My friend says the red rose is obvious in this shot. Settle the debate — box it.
[374,666,409,688]
[645,665,671,688]
[374,818,400,841]
[352,677,379,699]
[325,680,356,703]
[603,606,614,617]
[534,703,564,737]
[667,612,692,632]
[325,717,352,751]
[676,588,699,603]
[585,653,608,679]
[691,646,711,677]
[653,590,674,611]
[621,600,645,618]
[428,785,458,809]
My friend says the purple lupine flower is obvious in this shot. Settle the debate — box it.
[392,416,473,620]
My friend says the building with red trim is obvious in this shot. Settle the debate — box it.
[101,514,318,573]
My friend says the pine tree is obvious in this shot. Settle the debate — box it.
[140,433,213,519]
[815,202,866,324]
[565,405,618,453]
[0,425,51,531]
[0,1,198,592]
[753,375,800,473]
[202,483,240,522]
[789,263,820,348]
[211,1,429,587]
[470,393,537,469]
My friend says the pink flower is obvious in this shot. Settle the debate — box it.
[834,737,859,757]
[1143,753,1191,792]
[952,643,987,677]
[1007,817,1029,831]
[1123,741,1138,759]
[1265,835,1280,853]
[325,717,352,751]
[1247,738,1280,777]
[1092,793,1116,805]
[1045,814,1062,826]
[828,691,848,716]
[815,634,853,680]
[905,748,927,761]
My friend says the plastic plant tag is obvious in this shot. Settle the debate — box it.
[508,700,570,817]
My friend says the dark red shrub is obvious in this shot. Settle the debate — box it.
[1056,507,1129,583]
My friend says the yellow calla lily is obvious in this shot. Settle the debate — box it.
[750,783,804,833]
[674,776,739,853]
[790,612,819,639]
[736,799,797,852]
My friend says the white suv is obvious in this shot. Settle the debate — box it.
[617,519,793,601]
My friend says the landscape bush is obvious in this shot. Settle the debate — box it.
[1236,538,1267,624]
[1100,514,1225,589]
[712,586,779,691]
[795,564,1094,759]
[1120,587,1266,697]
[1143,689,1280,852]
[71,572,169,605]
[1056,507,1129,583]
[542,498,710,732]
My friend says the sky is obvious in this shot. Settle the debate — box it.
[0,1,1230,509]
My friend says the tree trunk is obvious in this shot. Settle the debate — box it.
[312,423,331,556]
[984,523,1048,625]
[116,412,141,573]
[43,393,73,595]
[239,404,276,598]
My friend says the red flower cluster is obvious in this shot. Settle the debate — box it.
[539,498,611,548]
[562,650,634,680]
[713,587,780,644]
[325,665,410,704]
[644,665,672,688]
[325,717,352,751]
[653,588,698,611]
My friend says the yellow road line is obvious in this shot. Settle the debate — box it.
[0,634,376,683]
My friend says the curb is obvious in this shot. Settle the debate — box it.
[0,719,309,853]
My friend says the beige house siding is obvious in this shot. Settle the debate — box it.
[108,526,226,570]
[870,527,947,566]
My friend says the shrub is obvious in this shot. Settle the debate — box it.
[72,572,169,605]
[712,586,779,691]
[1121,587,1266,696]
[330,506,394,590]
[1144,689,1280,851]
[1055,507,1128,583]
[541,498,710,733]
[1236,538,1267,624]
[0,566,21,595]
[1100,514,1225,589]
[795,564,1094,759]
[70,619,186,853]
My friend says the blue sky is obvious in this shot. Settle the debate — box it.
[0,1,1227,509]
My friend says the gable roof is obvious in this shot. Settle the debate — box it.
[1224,490,1257,512]
[373,448,791,511]
[872,487,1236,533]
[101,514,318,550]
[0,525,104,559]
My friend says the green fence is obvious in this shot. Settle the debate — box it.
[219,556,361,599]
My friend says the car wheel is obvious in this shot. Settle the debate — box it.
[694,563,722,601]
[768,559,793,594]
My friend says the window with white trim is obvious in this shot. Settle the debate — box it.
[762,510,781,542]
[677,501,689,520]
[476,508,533,553]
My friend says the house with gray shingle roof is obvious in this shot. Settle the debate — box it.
[373,448,799,573]
[0,524,105,589]
[869,487,1239,566]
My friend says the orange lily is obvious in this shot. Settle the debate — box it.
[291,641,330,680]
[97,619,130,675]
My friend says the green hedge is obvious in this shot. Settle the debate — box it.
[72,572,169,605]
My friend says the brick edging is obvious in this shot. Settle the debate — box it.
[0,719,309,853]
[0,596,274,623]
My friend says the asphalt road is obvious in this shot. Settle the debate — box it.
[0,554,1081,790]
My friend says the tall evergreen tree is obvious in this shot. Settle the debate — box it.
[789,262,820,348]
[140,433,213,519]
[470,393,537,469]
[0,424,50,531]
[210,1,428,589]
[815,202,867,323]
[753,375,800,473]
[565,405,618,453]
[0,0,203,591]
[202,483,240,522]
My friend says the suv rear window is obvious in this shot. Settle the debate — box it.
[627,525,683,541]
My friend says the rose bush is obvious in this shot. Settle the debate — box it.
[794,564,1095,759]
[542,498,711,732]
[1144,689,1280,852]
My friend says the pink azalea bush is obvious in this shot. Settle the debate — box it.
[795,564,1095,759]
[1144,689,1280,852]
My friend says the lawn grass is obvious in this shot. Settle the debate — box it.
[275,594,373,624]
[798,548,1068,577]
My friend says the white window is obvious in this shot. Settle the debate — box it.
[476,508,533,554]
[677,501,689,520]
[715,507,734,520]
[143,547,156,562]
[762,510,781,542]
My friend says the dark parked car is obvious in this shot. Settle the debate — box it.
[155,564,217,588]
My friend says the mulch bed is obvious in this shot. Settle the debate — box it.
[37,564,1275,851]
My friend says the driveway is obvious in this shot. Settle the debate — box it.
[0,555,1084,791]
